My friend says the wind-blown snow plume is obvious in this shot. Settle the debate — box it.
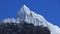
[0,5,60,34]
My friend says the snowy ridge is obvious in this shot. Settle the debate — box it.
[17,5,47,26]
[1,5,60,34]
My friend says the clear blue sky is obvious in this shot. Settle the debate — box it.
[0,0,60,26]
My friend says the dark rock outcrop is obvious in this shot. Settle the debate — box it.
[0,21,50,34]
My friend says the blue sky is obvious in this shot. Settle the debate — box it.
[0,0,60,26]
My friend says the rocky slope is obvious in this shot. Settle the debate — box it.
[0,21,50,34]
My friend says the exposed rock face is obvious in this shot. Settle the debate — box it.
[0,22,50,34]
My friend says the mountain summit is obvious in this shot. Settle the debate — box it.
[17,5,47,26]
[1,5,60,34]
[17,5,60,34]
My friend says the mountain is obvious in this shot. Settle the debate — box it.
[0,5,60,34]
[17,5,47,26]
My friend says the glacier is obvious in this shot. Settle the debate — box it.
[1,5,60,34]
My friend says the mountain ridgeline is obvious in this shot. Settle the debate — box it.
[0,5,60,34]
[0,21,50,34]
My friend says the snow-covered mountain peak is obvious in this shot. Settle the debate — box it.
[17,5,60,34]
[1,5,60,34]
[17,5,48,26]
[18,5,30,15]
